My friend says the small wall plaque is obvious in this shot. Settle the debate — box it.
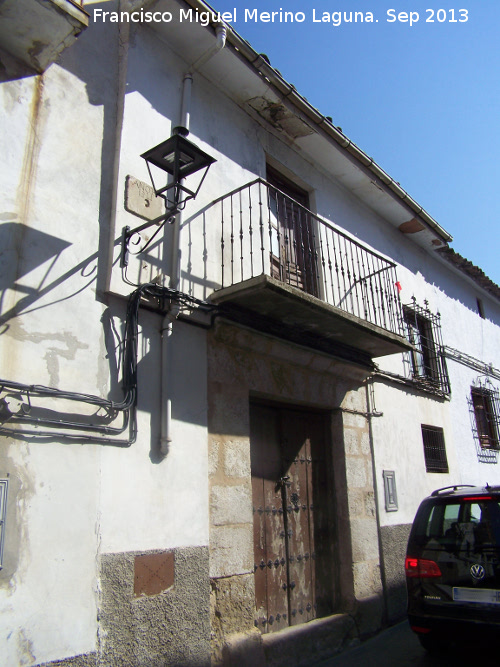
[134,551,174,597]
[383,470,398,512]
[125,175,164,221]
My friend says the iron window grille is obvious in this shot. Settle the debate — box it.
[421,425,449,473]
[468,378,500,463]
[403,299,450,395]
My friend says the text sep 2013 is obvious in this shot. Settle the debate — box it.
[91,8,469,27]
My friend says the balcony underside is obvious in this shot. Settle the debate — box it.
[209,275,413,363]
[0,0,88,73]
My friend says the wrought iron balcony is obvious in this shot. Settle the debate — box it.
[209,179,411,360]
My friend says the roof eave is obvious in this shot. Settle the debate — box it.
[182,0,452,244]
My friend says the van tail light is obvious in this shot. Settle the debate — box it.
[405,556,442,578]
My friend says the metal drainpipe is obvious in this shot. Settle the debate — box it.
[160,311,177,456]
[365,378,389,624]
[159,24,226,456]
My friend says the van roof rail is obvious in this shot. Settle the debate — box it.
[431,485,475,497]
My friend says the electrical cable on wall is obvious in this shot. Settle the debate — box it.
[0,283,215,446]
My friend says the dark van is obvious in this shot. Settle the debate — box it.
[405,485,500,652]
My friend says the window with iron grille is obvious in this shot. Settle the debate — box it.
[403,300,450,395]
[421,425,449,473]
[468,379,500,462]
[471,389,499,449]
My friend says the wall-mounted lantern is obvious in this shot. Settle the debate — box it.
[120,127,216,268]
[142,129,216,210]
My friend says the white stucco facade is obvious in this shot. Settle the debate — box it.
[1,1,500,665]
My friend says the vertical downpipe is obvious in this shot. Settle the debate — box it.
[160,312,176,457]
[159,25,226,455]
[365,379,388,625]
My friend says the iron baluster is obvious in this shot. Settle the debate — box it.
[332,229,342,308]
[342,235,354,315]
[303,208,313,294]
[368,253,379,327]
[378,256,389,329]
[212,178,405,335]
[296,203,305,291]
[367,251,378,324]
[307,210,319,295]
[319,230,327,300]
[336,233,347,310]
[381,260,392,330]
[360,249,371,323]
[239,190,244,283]
[276,190,283,282]
[230,195,234,286]
[368,253,380,327]
[290,199,299,288]
[267,185,274,279]
[377,256,387,327]
[297,203,307,291]
[350,240,362,320]
[258,180,265,275]
[248,186,254,279]
[282,195,291,285]
[323,227,332,302]
[377,256,388,329]
[392,266,404,335]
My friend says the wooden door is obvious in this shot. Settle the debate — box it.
[266,167,318,296]
[250,404,332,633]
[251,405,289,633]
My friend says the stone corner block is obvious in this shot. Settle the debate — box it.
[210,525,253,579]
[211,484,252,526]
[222,630,265,667]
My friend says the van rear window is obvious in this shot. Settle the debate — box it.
[413,498,500,549]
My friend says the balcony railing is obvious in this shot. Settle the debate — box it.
[212,178,405,338]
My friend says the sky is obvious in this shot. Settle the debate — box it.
[207,0,500,286]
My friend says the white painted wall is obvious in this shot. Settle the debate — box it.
[372,269,500,529]
[98,316,209,554]
[0,19,210,667]
[1,55,108,666]
[130,24,500,531]
[1,8,500,665]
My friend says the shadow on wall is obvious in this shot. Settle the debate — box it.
[380,522,411,623]
[0,285,169,460]
[385,580,408,625]
[0,46,39,83]
[0,4,129,321]
[0,221,84,331]
[58,1,186,297]
[0,4,212,457]
[124,200,221,301]
[59,3,257,297]
[0,227,170,460]
[57,2,130,298]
